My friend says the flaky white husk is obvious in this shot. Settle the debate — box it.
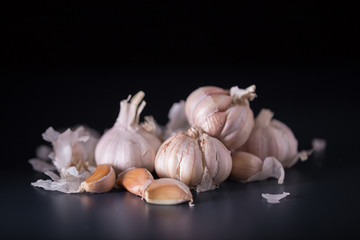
[240,109,302,168]
[185,85,256,151]
[154,127,232,192]
[95,91,161,174]
[42,126,99,171]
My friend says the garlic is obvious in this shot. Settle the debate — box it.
[143,178,193,205]
[42,126,99,171]
[230,151,263,181]
[155,127,232,192]
[79,164,116,193]
[163,100,190,139]
[95,91,162,174]
[115,167,154,197]
[230,151,285,184]
[240,109,303,168]
[185,85,256,150]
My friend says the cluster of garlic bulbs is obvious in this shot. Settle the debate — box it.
[30,86,323,203]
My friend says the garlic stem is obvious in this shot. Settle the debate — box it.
[230,85,257,104]
[117,91,146,128]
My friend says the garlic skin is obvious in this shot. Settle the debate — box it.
[239,109,299,168]
[95,91,162,174]
[155,127,232,192]
[185,85,256,150]
[42,126,99,171]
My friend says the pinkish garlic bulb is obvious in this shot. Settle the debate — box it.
[154,127,232,192]
[95,91,162,174]
[185,85,256,151]
[239,109,299,168]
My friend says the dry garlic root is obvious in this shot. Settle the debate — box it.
[155,127,232,192]
[185,85,256,151]
[95,91,161,174]
[79,164,116,193]
[115,167,154,197]
[143,178,194,206]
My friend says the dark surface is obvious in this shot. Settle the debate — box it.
[2,1,360,239]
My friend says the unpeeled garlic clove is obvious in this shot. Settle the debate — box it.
[115,167,154,197]
[230,151,263,181]
[143,178,193,205]
[79,164,115,193]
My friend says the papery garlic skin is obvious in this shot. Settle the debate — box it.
[95,91,161,174]
[185,85,256,150]
[239,109,298,168]
[42,126,99,171]
[155,127,232,192]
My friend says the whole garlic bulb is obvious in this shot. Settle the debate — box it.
[95,91,161,174]
[185,85,256,150]
[239,109,298,168]
[154,127,232,192]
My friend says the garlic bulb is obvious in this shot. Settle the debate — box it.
[239,109,300,168]
[95,91,162,174]
[185,85,256,150]
[155,127,232,192]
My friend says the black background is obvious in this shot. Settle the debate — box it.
[2,1,360,239]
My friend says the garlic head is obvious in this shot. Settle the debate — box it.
[239,109,299,167]
[95,91,162,174]
[185,85,256,150]
[155,127,232,192]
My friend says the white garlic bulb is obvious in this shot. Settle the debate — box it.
[239,109,299,168]
[95,91,161,174]
[185,85,256,151]
[154,127,232,192]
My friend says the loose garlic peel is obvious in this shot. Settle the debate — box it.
[155,127,232,192]
[115,167,154,197]
[185,85,256,151]
[143,178,193,205]
[95,91,161,174]
[79,164,116,193]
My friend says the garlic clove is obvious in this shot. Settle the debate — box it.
[79,164,116,193]
[246,156,285,184]
[115,167,154,197]
[143,178,193,205]
[230,151,263,181]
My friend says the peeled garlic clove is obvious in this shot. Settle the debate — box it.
[155,127,232,192]
[79,164,116,193]
[115,167,154,197]
[240,109,299,168]
[230,152,263,181]
[95,91,162,174]
[143,178,193,205]
[185,85,256,151]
